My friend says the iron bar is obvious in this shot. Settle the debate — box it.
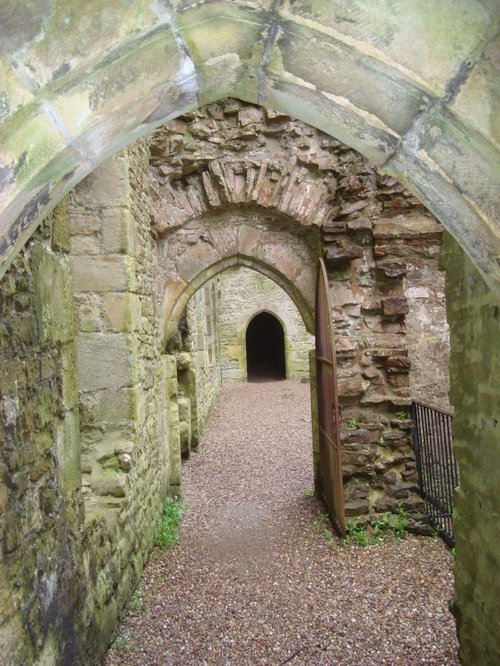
[411,400,459,546]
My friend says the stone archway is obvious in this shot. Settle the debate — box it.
[0,2,498,292]
[159,212,318,344]
[0,5,499,663]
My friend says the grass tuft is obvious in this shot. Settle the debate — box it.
[113,631,133,652]
[313,511,336,547]
[343,504,410,547]
[130,584,145,611]
[155,497,186,549]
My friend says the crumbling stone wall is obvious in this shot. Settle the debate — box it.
[186,281,222,432]
[217,266,313,380]
[150,99,453,524]
[165,278,223,460]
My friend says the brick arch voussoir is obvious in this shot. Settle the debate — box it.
[151,160,337,235]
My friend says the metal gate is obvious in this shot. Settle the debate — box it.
[411,400,459,546]
[315,258,345,536]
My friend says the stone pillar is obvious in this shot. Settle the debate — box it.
[69,155,148,526]
[443,233,500,665]
[403,219,450,409]
[164,354,182,495]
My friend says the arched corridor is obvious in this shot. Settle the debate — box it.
[0,5,499,649]
[246,312,286,381]
[105,381,458,665]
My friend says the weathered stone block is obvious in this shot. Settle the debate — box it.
[77,300,103,333]
[385,357,411,372]
[336,337,358,355]
[373,217,442,240]
[345,429,381,445]
[70,255,136,293]
[101,209,136,255]
[55,409,81,494]
[69,213,101,236]
[104,293,141,333]
[376,258,407,278]
[70,235,101,255]
[346,218,372,231]
[323,221,346,234]
[374,496,398,513]
[344,499,370,516]
[338,375,366,397]
[92,473,127,498]
[325,245,363,266]
[72,156,130,209]
[31,245,74,344]
[382,296,409,316]
[345,482,370,501]
[76,334,138,392]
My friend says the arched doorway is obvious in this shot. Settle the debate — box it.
[246,312,286,381]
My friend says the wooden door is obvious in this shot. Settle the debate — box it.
[315,258,345,536]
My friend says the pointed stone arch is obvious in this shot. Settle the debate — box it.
[245,309,287,380]
[160,213,317,343]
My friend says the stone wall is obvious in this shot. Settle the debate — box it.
[164,278,223,460]
[404,224,451,410]
[1,11,499,662]
[0,168,170,663]
[150,99,455,526]
[184,280,222,446]
[217,266,313,381]
[322,214,421,520]
[68,140,174,523]
[0,140,183,665]
[443,233,500,665]
[0,205,82,664]
[0,101,456,663]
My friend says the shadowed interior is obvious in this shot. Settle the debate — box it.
[246,312,286,381]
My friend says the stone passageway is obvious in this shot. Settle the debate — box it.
[106,381,458,666]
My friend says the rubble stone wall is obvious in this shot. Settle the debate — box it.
[150,100,452,524]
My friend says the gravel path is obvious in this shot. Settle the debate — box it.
[106,380,459,666]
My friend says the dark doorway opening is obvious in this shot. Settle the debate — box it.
[246,312,286,381]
